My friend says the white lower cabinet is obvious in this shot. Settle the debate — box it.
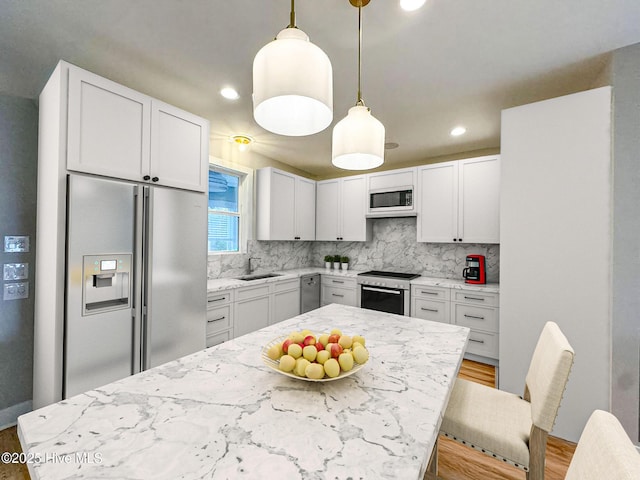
[410,285,499,362]
[206,290,234,348]
[234,284,271,338]
[226,278,302,339]
[321,276,358,307]
[410,286,450,324]
[272,278,301,325]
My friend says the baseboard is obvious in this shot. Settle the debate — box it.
[0,400,33,431]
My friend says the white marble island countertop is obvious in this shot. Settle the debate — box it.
[19,304,469,480]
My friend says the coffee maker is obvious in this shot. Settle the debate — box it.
[463,254,486,284]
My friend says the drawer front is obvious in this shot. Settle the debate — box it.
[207,290,232,307]
[274,278,300,293]
[321,285,357,307]
[206,305,232,335]
[411,285,450,301]
[412,298,450,324]
[321,276,357,289]
[453,290,499,307]
[206,329,231,348]
[236,284,270,301]
[465,330,498,359]
[453,304,499,333]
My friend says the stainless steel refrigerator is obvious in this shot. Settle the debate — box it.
[64,173,206,398]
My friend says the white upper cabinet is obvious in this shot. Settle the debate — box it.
[316,175,371,242]
[417,155,500,243]
[66,64,208,192]
[150,100,209,192]
[256,167,316,241]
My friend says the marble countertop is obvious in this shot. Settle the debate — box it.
[208,268,499,294]
[206,267,364,292]
[18,304,469,480]
[410,276,500,294]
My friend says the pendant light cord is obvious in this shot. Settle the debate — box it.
[357,4,365,107]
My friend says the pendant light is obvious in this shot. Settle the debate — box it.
[253,0,333,137]
[332,0,385,170]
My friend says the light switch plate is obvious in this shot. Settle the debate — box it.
[4,282,29,300]
[4,263,28,280]
[4,236,30,253]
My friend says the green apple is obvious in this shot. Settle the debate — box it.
[279,355,296,372]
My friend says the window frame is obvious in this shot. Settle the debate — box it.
[207,162,252,255]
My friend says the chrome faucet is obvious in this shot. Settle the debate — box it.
[248,257,261,274]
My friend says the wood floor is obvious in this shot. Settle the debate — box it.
[0,360,575,480]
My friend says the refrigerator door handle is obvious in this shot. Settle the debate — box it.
[132,185,146,374]
[141,186,152,371]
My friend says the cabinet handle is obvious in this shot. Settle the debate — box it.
[469,338,485,344]
[464,314,485,320]
[459,238,462,242]
[332,280,344,284]
[453,238,457,242]
[421,307,439,313]
[208,296,227,303]
[143,175,151,181]
[464,296,485,301]
[421,290,438,296]
[208,316,226,323]
[152,176,159,182]
[332,293,344,298]
[294,236,300,240]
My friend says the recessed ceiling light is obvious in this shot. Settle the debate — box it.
[230,134,254,152]
[400,0,427,12]
[220,87,239,100]
[450,126,467,137]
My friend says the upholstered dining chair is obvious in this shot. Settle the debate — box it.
[564,409,640,480]
[429,321,574,480]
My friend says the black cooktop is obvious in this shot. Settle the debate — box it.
[358,270,421,280]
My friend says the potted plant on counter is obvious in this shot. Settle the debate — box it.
[333,255,342,270]
[341,256,350,270]
[324,255,333,269]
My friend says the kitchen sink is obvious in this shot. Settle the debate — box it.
[236,273,282,281]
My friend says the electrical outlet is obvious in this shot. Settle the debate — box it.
[4,236,30,253]
[4,282,29,300]
[3,263,28,280]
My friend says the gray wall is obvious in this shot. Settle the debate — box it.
[611,42,640,445]
[0,95,38,427]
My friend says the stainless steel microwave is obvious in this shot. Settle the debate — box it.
[367,186,415,217]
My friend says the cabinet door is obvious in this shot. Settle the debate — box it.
[316,180,340,241]
[458,156,500,243]
[268,170,296,240]
[67,66,151,181]
[272,288,301,324]
[417,162,458,242]
[235,296,270,337]
[340,175,369,241]
[150,100,209,192]
[295,177,316,240]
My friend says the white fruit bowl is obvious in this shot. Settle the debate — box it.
[261,336,366,382]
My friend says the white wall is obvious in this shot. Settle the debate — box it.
[499,87,612,442]
[610,43,640,445]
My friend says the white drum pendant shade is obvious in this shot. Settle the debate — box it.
[332,105,385,170]
[253,28,333,136]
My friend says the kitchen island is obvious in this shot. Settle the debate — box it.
[18,304,469,479]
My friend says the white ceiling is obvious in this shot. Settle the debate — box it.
[2,0,639,178]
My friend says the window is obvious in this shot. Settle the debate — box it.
[208,169,241,253]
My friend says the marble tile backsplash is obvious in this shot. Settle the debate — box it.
[208,217,499,283]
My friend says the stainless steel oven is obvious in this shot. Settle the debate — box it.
[357,271,420,316]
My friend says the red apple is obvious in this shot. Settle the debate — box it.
[282,338,294,353]
[303,335,316,346]
[327,343,344,358]
[328,334,340,344]
[315,343,324,352]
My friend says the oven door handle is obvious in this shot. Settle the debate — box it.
[362,286,402,295]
